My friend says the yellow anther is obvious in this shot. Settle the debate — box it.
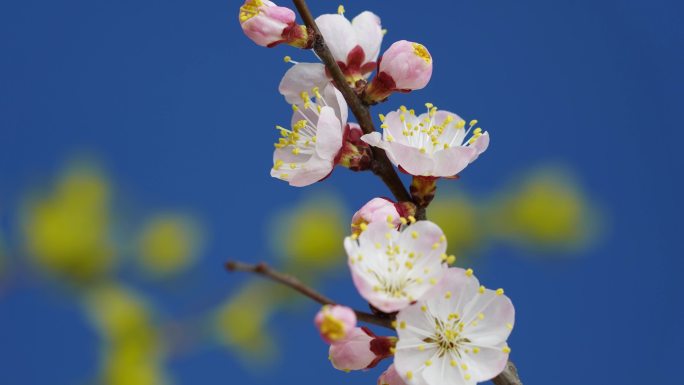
[425,102,433,109]
[503,346,511,354]
[420,305,427,312]
[359,222,368,231]
[469,119,478,126]
[391,320,397,328]
[337,4,345,15]
[239,0,263,22]
[408,216,416,223]
[399,114,406,122]
[461,363,468,370]
[418,344,425,351]
[444,291,452,299]
[446,255,456,264]
[382,28,388,35]
[405,261,413,269]
[283,56,292,63]
[450,360,458,367]
[292,147,300,155]
[465,268,474,277]
[473,127,482,135]
[473,347,480,354]
[399,217,408,225]
[409,109,415,115]
[386,215,394,223]
[386,134,395,142]
[419,147,426,154]
[400,105,407,112]
[385,232,392,240]
[406,371,413,380]
[456,120,466,129]
[273,159,284,170]
[432,242,440,250]
[506,323,513,330]
[478,313,485,320]
[351,233,358,240]
[496,288,505,296]
[411,231,418,239]
[429,278,437,285]
[411,43,431,63]
[379,113,386,122]
[478,285,485,294]
[465,374,472,381]
[399,321,406,329]
[425,360,432,367]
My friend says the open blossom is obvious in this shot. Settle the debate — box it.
[344,220,449,313]
[239,0,310,48]
[365,40,433,102]
[393,268,514,385]
[314,305,357,344]
[351,197,407,236]
[329,327,394,372]
[279,8,383,104]
[378,364,407,385]
[362,105,490,177]
[271,84,348,186]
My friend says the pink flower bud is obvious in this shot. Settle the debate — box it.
[239,0,310,48]
[351,198,403,236]
[314,305,357,344]
[378,364,407,385]
[329,327,394,371]
[364,40,433,103]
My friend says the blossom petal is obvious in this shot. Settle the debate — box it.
[386,142,436,176]
[321,84,348,126]
[314,106,344,160]
[469,132,490,162]
[459,343,509,382]
[279,63,328,104]
[288,155,333,187]
[329,327,376,371]
[316,14,356,62]
[352,11,383,63]
[432,146,477,176]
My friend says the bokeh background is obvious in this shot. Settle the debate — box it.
[1,0,682,384]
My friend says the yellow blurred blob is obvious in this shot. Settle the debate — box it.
[490,168,598,251]
[428,192,483,259]
[84,283,168,385]
[22,163,116,282]
[271,194,347,269]
[213,281,280,362]
[137,214,202,278]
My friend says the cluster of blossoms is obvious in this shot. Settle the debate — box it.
[239,2,514,385]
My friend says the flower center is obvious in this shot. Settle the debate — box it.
[239,0,264,23]
[424,316,471,358]
[320,313,347,341]
[412,43,432,63]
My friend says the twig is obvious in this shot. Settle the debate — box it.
[492,361,523,385]
[225,261,394,329]
[291,0,412,204]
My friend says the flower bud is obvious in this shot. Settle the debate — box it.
[239,0,310,48]
[378,364,407,385]
[364,40,433,103]
[351,198,411,236]
[329,327,394,371]
[314,305,357,344]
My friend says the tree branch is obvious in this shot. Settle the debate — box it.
[291,0,412,203]
[286,2,522,384]
[225,260,394,329]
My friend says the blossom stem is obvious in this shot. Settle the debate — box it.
[225,260,394,329]
[291,0,413,206]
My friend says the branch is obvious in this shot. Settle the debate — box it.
[291,0,412,203]
[288,2,521,384]
[225,260,394,329]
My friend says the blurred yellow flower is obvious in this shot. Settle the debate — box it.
[271,193,347,270]
[137,214,203,278]
[490,167,599,251]
[213,281,280,362]
[22,163,116,282]
[428,192,483,259]
[84,283,168,385]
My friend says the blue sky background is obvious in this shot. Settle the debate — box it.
[1,0,683,384]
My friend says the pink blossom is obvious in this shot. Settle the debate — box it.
[344,220,449,313]
[351,197,404,236]
[364,40,433,102]
[239,0,309,48]
[279,10,383,103]
[329,327,394,372]
[362,105,489,177]
[314,305,357,344]
[270,84,348,186]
